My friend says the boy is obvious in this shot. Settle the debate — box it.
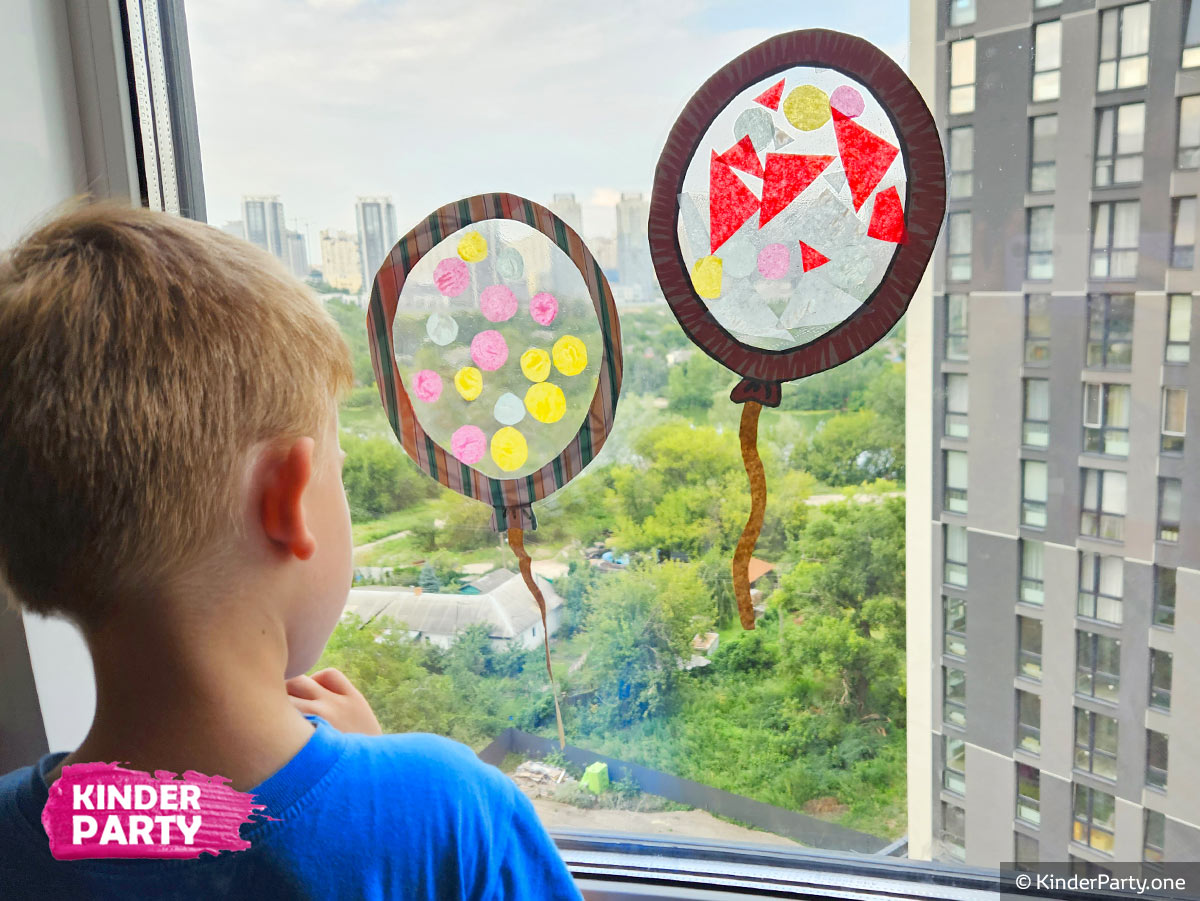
[0,203,582,899]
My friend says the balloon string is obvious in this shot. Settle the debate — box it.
[732,401,765,631]
[507,527,567,749]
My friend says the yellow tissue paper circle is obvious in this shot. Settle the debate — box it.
[457,231,488,263]
[454,366,483,401]
[691,256,722,299]
[520,348,551,383]
[552,335,588,376]
[782,84,830,131]
[524,382,567,424]
[490,426,528,472]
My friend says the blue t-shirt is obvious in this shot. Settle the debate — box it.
[0,717,582,900]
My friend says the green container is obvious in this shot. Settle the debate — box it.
[580,761,610,795]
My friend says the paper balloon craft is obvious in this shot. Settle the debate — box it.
[649,30,946,629]
[367,194,623,745]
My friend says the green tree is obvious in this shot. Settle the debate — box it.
[340,433,436,520]
[418,562,441,593]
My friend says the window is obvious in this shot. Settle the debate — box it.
[944,666,967,728]
[1021,460,1048,528]
[1016,764,1041,825]
[949,38,975,114]
[945,524,968,587]
[943,734,966,795]
[1024,295,1051,364]
[1150,649,1173,710]
[1018,616,1042,680]
[1026,207,1054,279]
[1018,689,1041,754]
[1180,96,1200,170]
[1162,388,1187,454]
[947,126,973,199]
[1093,103,1145,186]
[1015,831,1039,868]
[943,595,966,658]
[1172,198,1196,269]
[1146,730,1168,790]
[1083,383,1130,456]
[1034,0,1060,7]
[948,0,975,27]
[1032,20,1061,102]
[1074,709,1119,780]
[1080,468,1126,540]
[1076,631,1121,703]
[1078,552,1123,624]
[945,294,968,360]
[947,212,972,281]
[1167,295,1192,363]
[944,450,968,513]
[941,801,966,862]
[1029,115,1057,192]
[1187,0,1200,68]
[1073,784,1116,854]
[1086,295,1133,368]
[1023,379,1049,448]
[1154,568,1176,629]
[1020,539,1045,605]
[945,373,968,438]
[1097,2,1150,92]
[1158,477,1182,542]
[1144,810,1166,863]
[1090,201,1139,279]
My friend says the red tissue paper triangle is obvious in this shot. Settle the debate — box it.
[716,135,764,179]
[867,186,906,243]
[798,241,830,271]
[753,78,785,111]
[833,109,900,211]
[709,151,760,253]
[759,153,833,227]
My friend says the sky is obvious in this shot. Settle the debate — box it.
[186,0,908,255]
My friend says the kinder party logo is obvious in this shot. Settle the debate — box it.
[42,762,262,860]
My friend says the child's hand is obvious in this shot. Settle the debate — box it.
[286,668,382,735]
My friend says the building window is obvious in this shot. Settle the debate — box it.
[1029,115,1057,192]
[1187,0,1200,68]
[1073,784,1116,854]
[1083,383,1130,457]
[1026,207,1054,280]
[1086,295,1133,368]
[944,666,967,728]
[1021,460,1048,528]
[1090,201,1139,279]
[1018,616,1043,681]
[1166,295,1192,363]
[941,801,966,862]
[1158,477,1182,542]
[1097,2,1150,92]
[1146,730,1168,791]
[1080,468,1126,541]
[1020,539,1045,605]
[1171,198,1196,269]
[1016,764,1041,826]
[1018,689,1041,754]
[1094,102,1145,186]
[1162,388,1187,454]
[945,374,969,438]
[1025,294,1051,364]
[1150,649,1173,711]
[944,450,968,514]
[1144,810,1165,863]
[944,595,967,658]
[1153,568,1176,629]
[1034,0,1060,6]
[1078,552,1123,624]
[949,0,976,26]
[1180,96,1200,170]
[1023,379,1050,448]
[1076,631,1121,704]
[944,734,966,795]
[944,524,968,586]
[949,38,975,114]
[1015,831,1039,868]
[1032,20,1062,102]
[1074,708,1119,781]
[948,212,972,281]
[948,126,973,199]
[945,294,968,360]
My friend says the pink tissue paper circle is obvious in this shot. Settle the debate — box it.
[433,258,470,297]
[450,425,486,464]
[470,330,509,371]
[830,85,865,118]
[413,369,443,403]
[479,285,518,322]
[529,292,559,326]
[757,243,790,279]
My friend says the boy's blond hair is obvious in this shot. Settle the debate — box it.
[0,202,354,628]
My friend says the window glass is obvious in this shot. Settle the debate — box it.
[1167,295,1192,362]
[1090,201,1139,279]
[948,126,974,199]
[944,595,967,657]
[1083,383,1130,457]
[1018,689,1042,754]
[1180,96,1200,169]
[1074,708,1119,780]
[1021,539,1045,605]
[945,523,969,586]
[1018,616,1042,680]
[1145,810,1166,862]
[944,450,968,513]
[948,212,973,281]
[1080,468,1127,540]
[1172,198,1196,269]
[1025,294,1052,364]
[1146,730,1168,790]
[1073,784,1116,853]
[1023,378,1050,447]
[1186,0,1200,68]
[941,801,967,862]
[1027,207,1054,279]
[1151,650,1173,710]
[1017,763,1041,825]
[1158,477,1182,542]
[1087,295,1134,368]
[1022,460,1048,528]
[1033,21,1062,101]
[1097,3,1149,91]
[1078,552,1123,624]
[1094,103,1145,186]
[945,373,969,437]
[1162,387,1187,453]
[1029,115,1057,192]
[1154,568,1177,629]
[943,734,966,794]
[949,0,976,27]
[944,666,967,727]
[1076,631,1121,703]
[946,293,969,359]
[950,39,976,114]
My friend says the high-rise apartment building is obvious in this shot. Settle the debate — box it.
[241,195,287,259]
[909,0,1200,869]
[355,196,397,296]
[549,193,583,235]
[285,229,309,279]
[615,192,655,302]
[320,229,363,294]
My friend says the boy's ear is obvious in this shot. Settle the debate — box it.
[260,437,317,561]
